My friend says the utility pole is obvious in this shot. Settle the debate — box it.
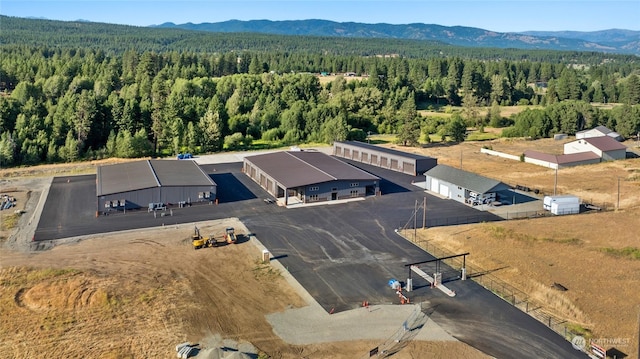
[422,197,426,229]
[554,167,558,196]
[460,150,463,169]
[617,177,621,210]
[414,200,418,241]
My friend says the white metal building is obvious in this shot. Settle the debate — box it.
[424,165,510,205]
[576,125,623,142]
[564,137,627,161]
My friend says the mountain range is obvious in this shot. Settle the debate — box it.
[153,19,640,55]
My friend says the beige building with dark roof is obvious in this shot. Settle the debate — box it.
[243,150,379,205]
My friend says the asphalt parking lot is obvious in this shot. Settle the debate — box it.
[34,160,586,358]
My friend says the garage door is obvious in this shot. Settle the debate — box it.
[439,183,449,198]
[430,178,439,192]
[403,162,415,175]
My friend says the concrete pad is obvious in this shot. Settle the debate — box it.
[266,303,455,345]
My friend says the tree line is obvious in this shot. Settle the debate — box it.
[3,15,640,64]
[0,43,639,167]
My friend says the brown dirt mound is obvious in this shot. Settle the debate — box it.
[17,275,109,312]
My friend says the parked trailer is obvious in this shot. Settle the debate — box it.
[543,195,579,211]
[551,201,580,215]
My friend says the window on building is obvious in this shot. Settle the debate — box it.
[350,190,359,197]
[309,186,319,191]
[309,194,319,201]
[350,182,359,187]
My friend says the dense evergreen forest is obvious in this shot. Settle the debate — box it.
[0,16,640,167]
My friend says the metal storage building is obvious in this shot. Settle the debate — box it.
[564,137,627,161]
[424,165,510,205]
[333,141,437,176]
[96,159,217,213]
[243,150,380,206]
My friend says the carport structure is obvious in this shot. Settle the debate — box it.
[425,165,510,205]
[243,150,380,205]
[333,141,437,176]
[96,159,217,213]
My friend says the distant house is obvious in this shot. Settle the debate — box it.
[564,137,627,161]
[576,125,623,142]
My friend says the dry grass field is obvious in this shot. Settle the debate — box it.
[1,135,639,358]
[380,137,640,357]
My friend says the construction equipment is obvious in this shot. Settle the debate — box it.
[192,226,207,249]
[192,226,227,249]
[224,227,237,244]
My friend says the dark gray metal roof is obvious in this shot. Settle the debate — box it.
[244,151,379,188]
[149,160,216,187]
[335,141,435,161]
[425,165,509,194]
[97,160,216,196]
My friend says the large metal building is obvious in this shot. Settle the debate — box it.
[243,150,380,205]
[96,159,217,213]
[425,165,509,205]
[333,141,437,176]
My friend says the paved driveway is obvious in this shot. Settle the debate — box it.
[33,161,586,358]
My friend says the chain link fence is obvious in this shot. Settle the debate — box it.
[398,230,590,357]
[360,304,428,359]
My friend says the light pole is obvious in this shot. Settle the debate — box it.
[617,177,621,210]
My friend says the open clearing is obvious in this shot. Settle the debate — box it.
[1,135,639,357]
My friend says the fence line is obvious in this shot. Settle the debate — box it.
[399,229,590,357]
[360,304,428,359]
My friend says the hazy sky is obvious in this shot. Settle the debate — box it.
[2,0,639,32]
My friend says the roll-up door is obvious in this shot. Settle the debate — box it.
[439,183,449,197]
[430,178,439,192]
[403,162,415,175]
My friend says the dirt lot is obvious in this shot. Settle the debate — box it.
[1,136,639,358]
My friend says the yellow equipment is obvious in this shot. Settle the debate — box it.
[192,226,208,249]
[192,226,226,249]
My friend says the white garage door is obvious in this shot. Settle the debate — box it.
[439,183,449,197]
[430,178,439,192]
